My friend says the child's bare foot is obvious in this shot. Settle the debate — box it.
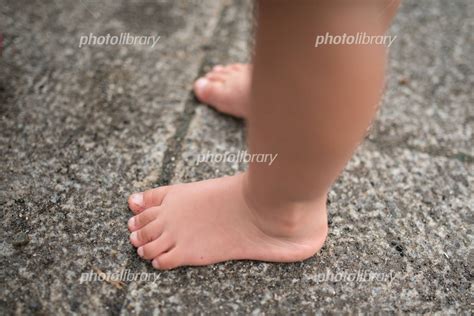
[127,173,328,270]
[193,64,251,118]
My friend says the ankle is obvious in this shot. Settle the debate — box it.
[241,173,328,240]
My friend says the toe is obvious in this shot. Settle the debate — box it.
[129,219,164,247]
[194,77,222,104]
[138,233,174,260]
[143,187,169,208]
[128,193,145,213]
[205,72,226,82]
[152,249,181,270]
[229,63,243,70]
[128,206,161,231]
[193,77,210,101]
[213,65,232,74]
[128,186,169,214]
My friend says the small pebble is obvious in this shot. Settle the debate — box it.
[12,232,30,247]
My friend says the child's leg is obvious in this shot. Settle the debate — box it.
[246,0,400,218]
[193,1,399,121]
[127,0,399,270]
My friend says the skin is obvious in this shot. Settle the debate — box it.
[128,0,400,270]
[194,63,251,118]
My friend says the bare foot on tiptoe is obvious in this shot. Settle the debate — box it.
[193,63,251,118]
[128,173,328,270]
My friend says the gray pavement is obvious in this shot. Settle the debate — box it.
[0,0,472,314]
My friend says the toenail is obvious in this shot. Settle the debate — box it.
[131,193,144,207]
[137,247,144,257]
[128,217,136,229]
[152,259,159,269]
[130,231,137,242]
[195,78,208,92]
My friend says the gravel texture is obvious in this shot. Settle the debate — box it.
[0,0,472,314]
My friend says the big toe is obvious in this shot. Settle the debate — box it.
[193,77,223,106]
[128,193,145,213]
[128,187,169,214]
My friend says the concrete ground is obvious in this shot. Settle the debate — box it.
[0,0,472,314]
